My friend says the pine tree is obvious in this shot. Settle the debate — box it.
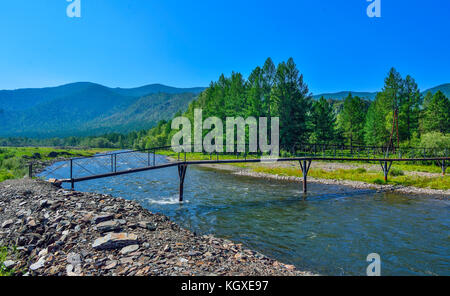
[340,93,367,146]
[310,97,336,143]
[421,90,450,133]
[399,75,422,142]
[271,58,312,148]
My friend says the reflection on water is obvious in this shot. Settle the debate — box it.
[40,154,450,275]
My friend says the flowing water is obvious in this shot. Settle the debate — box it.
[40,154,450,275]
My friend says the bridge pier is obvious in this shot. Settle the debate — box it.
[178,164,188,202]
[380,161,393,182]
[441,159,447,176]
[28,163,33,178]
[299,160,312,194]
[70,159,75,191]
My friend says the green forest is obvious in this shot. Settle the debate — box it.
[1,58,449,150]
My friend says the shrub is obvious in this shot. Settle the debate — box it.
[373,178,385,185]
[390,168,405,176]
[420,132,450,149]
[355,168,367,173]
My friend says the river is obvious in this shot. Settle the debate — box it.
[39,153,450,275]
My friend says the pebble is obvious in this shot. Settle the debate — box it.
[120,244,140,255]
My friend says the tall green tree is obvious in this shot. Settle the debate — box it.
[399,75,422,141]
[310,97,336,143]
[364,92,392,146]
[339,93,367,146]
[421,90,450,133]
[271,58,312,148]
[246,66,264,117]
[364,68,403,146]
[262,58,276,118]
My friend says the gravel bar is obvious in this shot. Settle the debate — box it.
[0,178,314,276]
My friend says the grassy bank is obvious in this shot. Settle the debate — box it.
[0,147,114,182]
[156,150,448,190]
[251,166,449,190]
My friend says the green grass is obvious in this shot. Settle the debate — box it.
[0,246,15,276]
[0,147,115,182]
[251,166,450,190]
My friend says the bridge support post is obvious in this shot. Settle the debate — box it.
[299,160,312,194]
[380,161,393,183]
[441,159,447,176]
[178,164,188,202]
[70,159,75,191]
[28,163,33,178]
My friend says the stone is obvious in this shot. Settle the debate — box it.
[178,257,188,264]
[27,219,37,227]
[138,221,157,231]
[284,264,296,271]
[92,233,138,250]
[96,220,121,233]
[30,256,46,271]
[92,214,114,224]
[120,257,134,265]
[104,261,117,270]
[3,260,15,269]
[120,244,139,255]
[2,219,13,228]
[38,248,48,257]
[67,252,82,266]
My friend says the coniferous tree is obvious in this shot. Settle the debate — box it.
[271,58,312,148]
[340,93,367,146]
[399,75,422,142]
[421,90,450,133]
[262,58,276,118]
[310,97,336,143]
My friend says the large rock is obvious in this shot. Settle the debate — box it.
[92,214,114,224]
[96,220,121,233]
[92,233,138,250]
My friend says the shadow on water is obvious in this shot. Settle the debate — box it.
[39,155,450,276]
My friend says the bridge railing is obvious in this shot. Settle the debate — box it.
[35,143,448,182]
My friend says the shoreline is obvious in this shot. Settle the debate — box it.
[0,178,315,276]
[192,162,450,199]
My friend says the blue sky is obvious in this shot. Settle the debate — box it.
[0,0,449,94]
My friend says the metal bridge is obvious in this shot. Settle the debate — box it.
[34,144,449,202]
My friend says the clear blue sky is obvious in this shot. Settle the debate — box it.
[0,0,449,94]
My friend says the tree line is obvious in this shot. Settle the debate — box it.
[134,58,449,150]
[1,58,449,150]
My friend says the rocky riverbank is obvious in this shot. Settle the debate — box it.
[0,178,314,276]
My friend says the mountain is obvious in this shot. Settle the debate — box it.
[0,82,204,138]
[313,91,376,101]
[313,83,450,101]
[422,83,450,97]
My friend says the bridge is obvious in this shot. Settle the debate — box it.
[34,144,449,202]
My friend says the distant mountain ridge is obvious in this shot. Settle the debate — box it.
[0,82,205,138]
[313,83,450,101]
[0,81,448,138]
